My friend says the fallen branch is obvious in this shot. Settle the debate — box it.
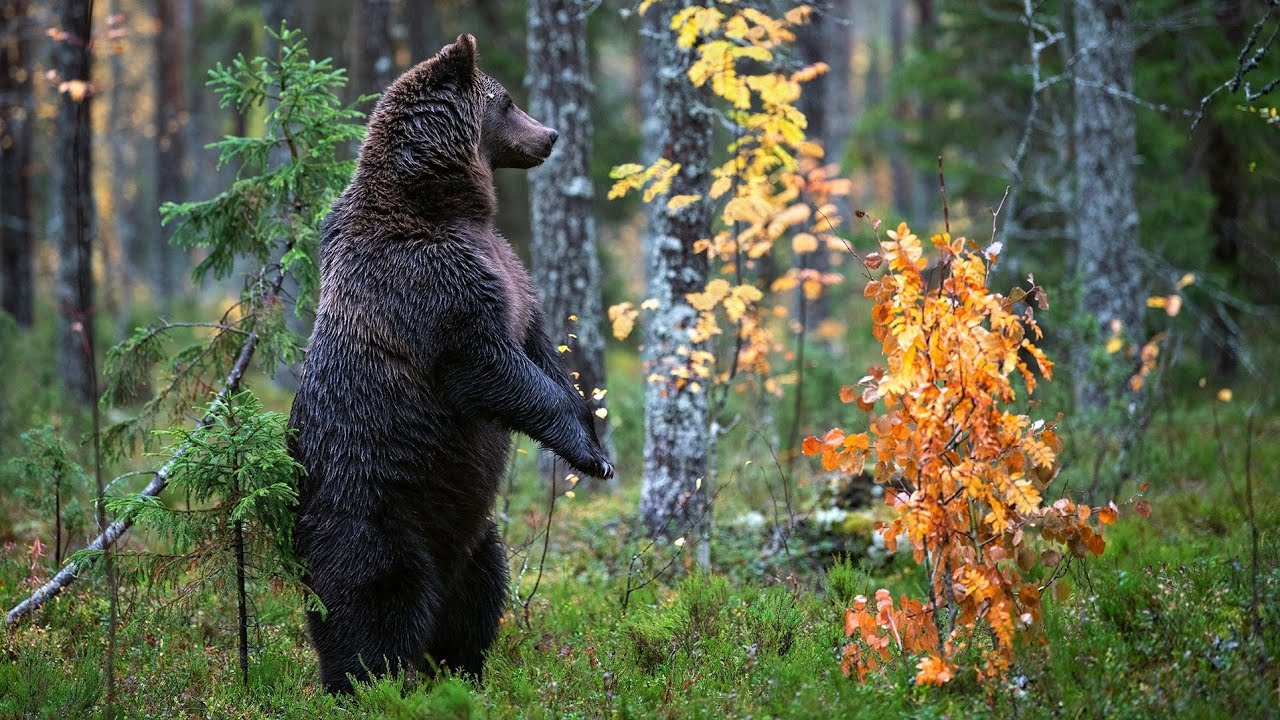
[6,316,262,626]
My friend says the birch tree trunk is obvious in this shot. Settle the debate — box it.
[155,0,186,301]
[526,0,612,479]
[639,4,713,554]
[55,0,96,403]
[0,0,33,327]
[1071,0,1142,409]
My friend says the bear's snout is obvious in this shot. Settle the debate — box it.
[548,129,559,145]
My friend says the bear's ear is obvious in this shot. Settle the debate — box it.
[432,34,477,83]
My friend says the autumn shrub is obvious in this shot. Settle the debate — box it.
[804,222,1125,686]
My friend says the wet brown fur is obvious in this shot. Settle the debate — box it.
[288,34,611,694]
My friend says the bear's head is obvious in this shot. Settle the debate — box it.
[359,34,557,196]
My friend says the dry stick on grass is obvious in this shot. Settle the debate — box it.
[5,257,288,626]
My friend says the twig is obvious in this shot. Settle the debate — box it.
[937,156,951,238]
[1193,0,1280,129]
[1243,409,1267,670]
[521,460,559,627]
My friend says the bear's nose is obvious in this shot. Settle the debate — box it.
[548,129,559,144]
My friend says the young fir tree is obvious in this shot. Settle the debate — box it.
[9,25,366,680]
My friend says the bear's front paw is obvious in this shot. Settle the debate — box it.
[588,457,615,480]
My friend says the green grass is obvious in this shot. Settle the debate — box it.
[2,303,1278,718]
[2,449,1276,719]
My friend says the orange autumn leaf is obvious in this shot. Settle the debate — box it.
[915,654,955,686]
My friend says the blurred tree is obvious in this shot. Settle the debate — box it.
[401,0,441,65]
[1072,0,1143,409]
[55,0,97,403]
[107,1,141,334]
[638,4,713,557]
[355,0,392,102]
[0,0,33,326]
[526,0,612,477]
[796,0,853,329]
[155,0,187,301]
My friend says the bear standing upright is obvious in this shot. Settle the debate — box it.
[288,34,613,694]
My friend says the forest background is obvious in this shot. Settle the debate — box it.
[0,0,1278,717]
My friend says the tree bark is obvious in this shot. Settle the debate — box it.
[526,0,612,479]
[0,0,33,327]
[154,0,186,301]
[1071,0,1142,409]
[55,0,96,404]
[638,4,713,553]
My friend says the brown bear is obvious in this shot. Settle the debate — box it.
[287,34,613,694]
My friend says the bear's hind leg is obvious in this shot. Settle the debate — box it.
[308,579,438,693]
[427,523,509,680]
[302,521,441,693]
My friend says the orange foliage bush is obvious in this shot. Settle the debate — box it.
[806,222,1121,685]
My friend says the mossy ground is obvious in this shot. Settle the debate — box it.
[1,311,1277,718]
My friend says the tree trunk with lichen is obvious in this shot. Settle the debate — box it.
[526,0,612,481]
[638,4,713,559]
[1071,0,1142,409]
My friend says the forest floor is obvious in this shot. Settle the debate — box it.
[1,372,1278,718]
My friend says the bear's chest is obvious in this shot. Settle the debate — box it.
[478,234,538,342]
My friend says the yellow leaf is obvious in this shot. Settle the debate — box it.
[595,407,608,419]
[667,194,701,211]
[1176,272,1196,289]
[1217,388,1233,403]
[1146,296,1167,309]
[673,537,686,548]
[58,80,89,102]
[791,232,818,253]
[608,302,639,340]
[709,176,733,199]
[1105,336,1124,354]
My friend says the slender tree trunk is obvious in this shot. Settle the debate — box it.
[402,0,441,62]
[56,3,114,711]
[1203,0,1247,378]
[107,0,139,336]
[1072,0,1142,409]
[55,0,96,404]
[914,0,936,216]
[0,0,34,327]
[888,0,913,219]
[356,0,393,101]
[154,0,186,302]
[527,0,612,480]
[639,4,713,560]
[796,0,852,330]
